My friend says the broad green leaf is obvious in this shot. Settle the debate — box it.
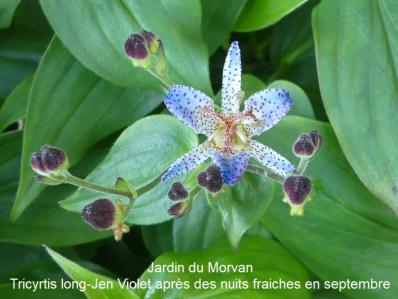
[40,0,212,93]
[0,75,31,131]
[122,0,212,94]
[313,0,398,214]
[46,247,138,299]
[209,173,274,248]
[234,0,308,32]
[12,37,162,220]
[200,0,247,54]
[138,236,311,299]
[0,131,113,246]
[259,116,398,299]
[0,0,20,29]
[62,115,198,225]
[314,291,352,299]
[268,80,315,119]
[173,191,226,252]
[0,284,82,299]
[142,221,174,257]
[0,0,51,99]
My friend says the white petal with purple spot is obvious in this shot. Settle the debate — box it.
[164,85,218,136]
[211,150,249,186]
[221,41,241,116]
[243,88,293,137]
[248,140,295,177]
[161,143,211,183]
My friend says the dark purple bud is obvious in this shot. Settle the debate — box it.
[168,182,189,201]
[293,133,315,158]
[197,171,209,187]
[283,176,312,205]
[168,201,191,218]
[206,165,223,193]
[30,152,47,175]
[140,29,155,47]
[41,145,68,172]
[309,129,322,148]
[125,33,148,60]
[82,199,116,230]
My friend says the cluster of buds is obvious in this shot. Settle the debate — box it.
[82,198,130,241]
[30,145,69,184]
[197,165,223,194]
[282,130,322,216]
[167,182,191,218]
[293,129,322,159]
[124,29,169,83]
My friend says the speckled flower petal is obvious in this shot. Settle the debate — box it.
[243,88,293,137]
[161,144,211,183]
[221,41,241,116]
[164,85,218,136]
[249,140,295,177]
[211,151,249,186]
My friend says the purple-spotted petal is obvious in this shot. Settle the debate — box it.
[249,140,295,177]
[221,41,241,116]
[211,151,249,186]
[164,85,218,136]
[243,88,293,137]
[161,144,211,183]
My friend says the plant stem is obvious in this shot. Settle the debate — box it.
[147,68,171,90]
[295,158,310,176]
[63,173,133,200]
[247,165,285,184]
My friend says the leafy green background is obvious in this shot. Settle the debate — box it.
[0,0,397,298]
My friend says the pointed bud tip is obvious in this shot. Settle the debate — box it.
[168,182,189,201]
[82,199,115,230]
[283,175,312,205]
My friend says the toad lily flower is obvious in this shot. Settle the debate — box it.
[161,41,295,186]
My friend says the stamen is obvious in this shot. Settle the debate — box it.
[201,107,226,121]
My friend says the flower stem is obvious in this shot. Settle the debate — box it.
[247,165,285,184]
[295,158,310,176]
[147,68,171,90]
[63,172,133,200]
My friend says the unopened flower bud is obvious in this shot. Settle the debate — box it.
[197,165,223,193]
[139,29,159,54]
[168,201,191,218]
[283,176,312,216]
[82,199,116,230]
[125,33,148,61]
[309,129,322,149]
[293,133,315,158]
[168,182,189,201]
[40,145,68,174]
[30,152,47,175]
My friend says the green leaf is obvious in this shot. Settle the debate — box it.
[268,79,315,119]
[209,173,274,248]
[115,177,137,198]
[0,0,51,99]
[234,0,308,32]
[45,246,138,299]
[62,115,198,225]
[173,191,226,252]
[0,0,20,29]
[259,116,398,299]
[138,236,311,299]
[40,0,212,93]
[12,37,162,220]
[312,0,398,214]
[142,221,174,257]
[200,0,247,54]
[0,76,31,131]
[0,131,113,246]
